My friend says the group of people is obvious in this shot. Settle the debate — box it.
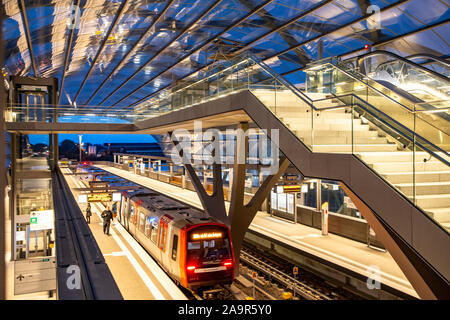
[85,202,118,236]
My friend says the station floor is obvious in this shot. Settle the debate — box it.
[61,168,187,300]
[95,165,418,299]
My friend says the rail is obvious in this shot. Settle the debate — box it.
[240,250,331,300]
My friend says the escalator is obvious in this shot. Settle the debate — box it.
[341,50,450,104]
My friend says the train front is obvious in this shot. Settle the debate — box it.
[180,223,234,289]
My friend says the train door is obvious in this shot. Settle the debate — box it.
[129,204,136,236]
[158,215,173,267]
[123,198,129,231]
[119,194,125,223]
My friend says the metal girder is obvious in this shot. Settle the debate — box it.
[169,131,228,224]
[108,0,276,108]
[265,0,410,61]
[102,0,224,107]
[233,0,333,58]
[236,0,310,64]
[58,0,79,105]
[17,0,38,77]
[72,0,130,104]
[127,0,411,108]
[228,123,289,275]
[84,0,177,105]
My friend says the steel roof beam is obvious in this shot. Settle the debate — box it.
[127,0,411,108]
[17,0,38,77]
[58,0,80,105]
[84,0,177,105]
[108,0,276,107]
[72,0,130,104]
[233,0,334,63]
[100,0,224,107]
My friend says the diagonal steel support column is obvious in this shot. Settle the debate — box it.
[228,122,289,275]
[168,131,228,224]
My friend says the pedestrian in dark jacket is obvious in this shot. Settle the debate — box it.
[101,206,113,235]
[85,203,92,224]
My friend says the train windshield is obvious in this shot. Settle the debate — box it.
[187,226,232,266]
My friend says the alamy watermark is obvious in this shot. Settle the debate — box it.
[66,265,81,290]
[169,121,280,175]
[366,265,381,290]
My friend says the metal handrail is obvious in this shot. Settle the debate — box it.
[247,58,450,164]
[311,93,449,162]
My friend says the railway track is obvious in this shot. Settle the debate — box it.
[240,249,331,300]
[239,244,362,300]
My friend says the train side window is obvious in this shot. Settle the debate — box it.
[150,218,159,244]
[130,206,135,224]
[171,235,178,261]
[139,212,145,233]
[144,216,151,238]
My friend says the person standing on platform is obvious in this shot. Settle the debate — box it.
[101,206,113,235]
[85,203,92,224]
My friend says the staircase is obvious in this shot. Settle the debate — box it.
[252,89,450,231]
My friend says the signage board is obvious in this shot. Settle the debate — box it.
[344,196,357,209]
[14,256,56,295]
[30,210,54,231]
[16,231,26,242]
[283,185,301,193]
[287,193,295,214]
[89,181,109,192]
[87,193,112,202]
[293,267,299,275]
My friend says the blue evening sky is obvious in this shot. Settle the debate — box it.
[29,134,156,145]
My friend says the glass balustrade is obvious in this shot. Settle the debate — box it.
[6,52,449,232]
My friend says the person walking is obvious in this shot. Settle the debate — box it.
[85,203,92,224]
[101,206,113,235]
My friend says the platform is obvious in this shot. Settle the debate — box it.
[61,168,187,300]
[95,164,418,298]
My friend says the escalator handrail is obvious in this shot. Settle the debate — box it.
[356,50,450,84]
[405,53,450,69]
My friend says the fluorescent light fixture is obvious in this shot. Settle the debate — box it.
[301,184,308,193]
[78,194,87,203]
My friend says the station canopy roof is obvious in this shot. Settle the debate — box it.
[2,0,449,108]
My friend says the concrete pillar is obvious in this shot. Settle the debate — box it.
[169,163,173,177]
[52,133,58,170]
[181,167,186,189]
[203,165,207,187]
[158,160,161,174]
[0,25,7,297]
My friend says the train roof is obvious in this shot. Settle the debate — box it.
[127,187,216,225]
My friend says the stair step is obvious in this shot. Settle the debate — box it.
[412,194,450,208]
[372,161,449,173]
[381,171,450,184]
[426,208,450,224]
[396,181,450,196]
[312,144,398,153]
[307,136,389,145]
[358,151,442,163]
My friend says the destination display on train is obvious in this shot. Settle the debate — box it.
[87,193,112,202]
[191,231,223,240]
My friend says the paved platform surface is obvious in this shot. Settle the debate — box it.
[62,168,187,300]
[96,165,418,298]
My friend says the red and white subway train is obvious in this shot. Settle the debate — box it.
[117,188,235,290]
